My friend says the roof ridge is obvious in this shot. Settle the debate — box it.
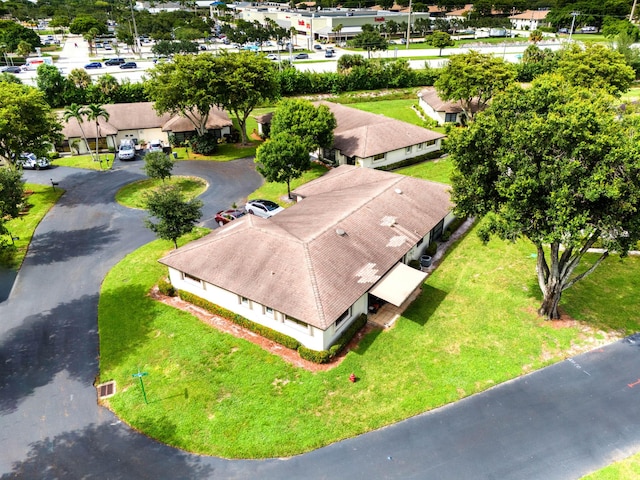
[302,243,326,326]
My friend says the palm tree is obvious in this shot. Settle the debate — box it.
[63,103,91,157]
[86,104,110,168]
[333,23,343,45]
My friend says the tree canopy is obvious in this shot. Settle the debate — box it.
[145,186,203,249]
[0,167,24,240]
[435,51,516,121]
[144,152,175,183]
[555,43,635,96]
[447,74,640,319]
[269,99,337,151]
[0,82,61,167]
[429,31,454,56]
[255,132,311,199]
[348,31,388,58]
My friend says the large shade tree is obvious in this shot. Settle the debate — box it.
[435,50,516,122]
[145,53,220,137]
[269,99,337,152]
[0,82,61,167]
[214,51,279,145]
[0,168,24,244]
[447,74,640,319]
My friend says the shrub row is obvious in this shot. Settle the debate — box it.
[441,216,468,242]
[178,290,301,350]
[176,290,369,364]
[376,150,444,172]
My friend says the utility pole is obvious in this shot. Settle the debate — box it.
[129,0,142,58]
[405,0,412,50]
[631,0,638,22]
[568,11,579,43]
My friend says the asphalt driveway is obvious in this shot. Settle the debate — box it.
[1,159,640,479]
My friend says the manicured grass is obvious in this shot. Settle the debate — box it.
[582,452,640,479]
[115,176,208,210]
[98,194,639,458]
[248,162,329,206]
[0,183,63,269]
[54,153,114,171]
[397,156,453,184]
[173,142,259,162]
[347,98,422,125]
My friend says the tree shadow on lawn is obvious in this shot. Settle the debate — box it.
[1,421,215,479]
[0,294,100,415]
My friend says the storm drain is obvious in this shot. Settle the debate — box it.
[97,381,116,399]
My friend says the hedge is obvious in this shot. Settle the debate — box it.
[299,313,368,364]
[177,290,300,350]
[441,216,467,242]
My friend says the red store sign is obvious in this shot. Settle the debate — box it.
[374,16,385,22]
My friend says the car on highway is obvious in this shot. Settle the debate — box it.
[1,66,22,73]
[105,58,125,66]
[118,140,136,161]
[294,53,309,60]
[245,199,284,218]
[313,44,323,50]
[84,62,103,69]
[119,62,137,69]
[325,50,334,58]
[214,208,247,226]
[17,153,50,170]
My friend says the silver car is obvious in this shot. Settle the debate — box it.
[245,199,284,218]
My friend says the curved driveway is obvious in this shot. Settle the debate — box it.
[2,160,640,479]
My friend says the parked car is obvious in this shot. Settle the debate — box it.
[118,140,136,161]
[18,153,50,170]
[313,44,323,50]
[215,208,247,226]
[105,57,125,66]
[557,28,569,34]
[147,139,164,153]
[245,199,284,218]
[104,44,113,51]
[119,62,137,69]
[294,53,309,60]
[1,66,22,73]
[84,62,103,69]
[579,26,598,33]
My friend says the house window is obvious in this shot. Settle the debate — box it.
[263,306,274,318]
[373,153,385,162]
[183,273,202,287]
[405,146,412,154]
[417,142,423,150]
[285,315,309,333]
[426,140,436,146]
[335,308,351,330]
[445,113,458,123]
[239,296,251,309]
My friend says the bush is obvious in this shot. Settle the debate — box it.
[298,346,332,363]
[408,259,420,269]
[158,278,176,296]
[425,241,438,256]
[178,290,300,350]
[441,216,467,241]
[190,132,219,155]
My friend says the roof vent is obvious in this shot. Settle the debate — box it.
[336,228,346,236]
[395,188,403,194]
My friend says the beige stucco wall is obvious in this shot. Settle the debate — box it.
[356,139,442,169]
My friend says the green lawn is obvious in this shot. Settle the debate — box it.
[397,156,453,184]
[98,159,640,458]
[0,183,63,269]
[115,176,208,210]
[582,452,640,479]
[54,153,114,170]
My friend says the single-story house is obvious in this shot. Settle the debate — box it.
[255,101,445,169]
[509,10,550,31]
[160,165,455,351]
[59,102,233,154]
[418,87,480,125]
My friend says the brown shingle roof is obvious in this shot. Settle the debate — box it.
[319,102,444,158]
[160,165,452,330]
[509,9,549,20]
[59,102,231,138]
[418,87,480,114]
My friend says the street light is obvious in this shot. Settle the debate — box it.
[568,11,579,43]
[128,0,142,58]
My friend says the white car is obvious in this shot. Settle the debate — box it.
[118,141,136,161]
[18,153,50,170]
[245,199,284,218]
[147,140,164,153]
[266,54,278,61]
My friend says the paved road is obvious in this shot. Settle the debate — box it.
[2,160,640,479]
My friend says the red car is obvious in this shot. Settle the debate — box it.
[215,208,246,227]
